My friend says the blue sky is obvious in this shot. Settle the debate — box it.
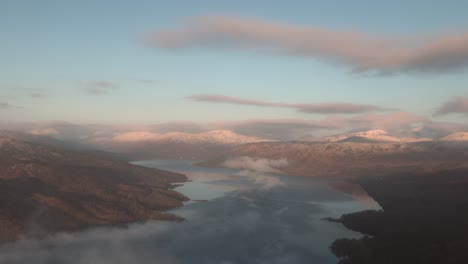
[1,0,468,132]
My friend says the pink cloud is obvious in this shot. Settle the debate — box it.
[188,94,391,114]
[145,16,468,73]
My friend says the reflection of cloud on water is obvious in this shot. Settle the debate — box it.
[236,170,286,191]
[0,191,339,264]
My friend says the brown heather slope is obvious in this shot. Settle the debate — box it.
[201,141,468,177]
[0,136,188,242]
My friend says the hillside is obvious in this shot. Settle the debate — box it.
[95,130,273,160]
[0,136,188,242]
[201,140,468,177]
[330,168,468,264]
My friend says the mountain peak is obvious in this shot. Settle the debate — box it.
[112,130,271,145]
[316,129,431,143]
[439,132,468,141]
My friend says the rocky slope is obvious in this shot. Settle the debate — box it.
[438,132,468,141]
[0,136,188,242]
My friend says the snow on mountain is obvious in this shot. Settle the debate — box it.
[111,130,272,145]
[315,129,432,143]
[438,132,468,141]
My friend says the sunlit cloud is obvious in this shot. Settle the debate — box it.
[188,94,391,114]
[146,15,468,74]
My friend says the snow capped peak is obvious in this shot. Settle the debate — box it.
[316,129,432,143]
[111,130,272,145]
[439,132,468,141]
[353,129,387,137]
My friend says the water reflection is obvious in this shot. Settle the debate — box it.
[0,160,380,264]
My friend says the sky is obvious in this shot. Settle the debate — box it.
[1,0,468,138]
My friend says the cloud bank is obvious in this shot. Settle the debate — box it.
[435,96,468,116]
[145,15,468,74]
[189,94,390,114]
[223,156,289,174]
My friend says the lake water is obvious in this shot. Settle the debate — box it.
[0,160,380,264]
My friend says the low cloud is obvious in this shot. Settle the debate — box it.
[237,170,287,191]
[220,119,337,140]
[84,81,119,95]
[334,112,428,132]
[416,121,468,139]
[0,189,328,264]
[189,94,390,114]
[223,156,289,174]
[145,16,468,74]
[435,96,468,116]
[223,156,289,191]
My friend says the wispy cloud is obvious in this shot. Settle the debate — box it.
[84,81,119,95]
[146,15,468,74]
[435,96,468,116]
[0,102,12,109]
[219,119,337,140]
[333,112,428,131]
[27,88,49,98]
[188,94,390,114]
[0,102,20,110]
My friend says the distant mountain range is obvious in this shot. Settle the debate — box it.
[304,129,433,143]
[202,130,468,177]
[0,135,188,242]
[94,130,273,160]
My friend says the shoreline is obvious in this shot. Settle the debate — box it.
[329,168,468,264]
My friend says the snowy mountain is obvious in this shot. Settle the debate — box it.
[97,130,273,160]
[314,129,432,143]
[111,130,272,145]
[438,132,468,141]
[202,139,468,177]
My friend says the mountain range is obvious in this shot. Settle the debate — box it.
[93,130,273,160]
[202,130,468,177]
